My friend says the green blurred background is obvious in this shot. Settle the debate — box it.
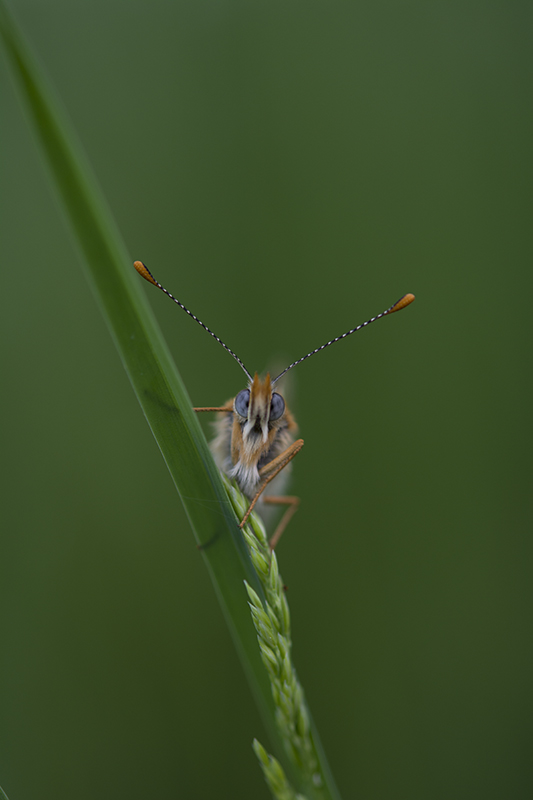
[1,1,532,798]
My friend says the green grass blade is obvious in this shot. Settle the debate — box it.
[0,784,10,800]
[0,4,340,798]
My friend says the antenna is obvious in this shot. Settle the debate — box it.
[272,293,415,384]
[134,261,253,381]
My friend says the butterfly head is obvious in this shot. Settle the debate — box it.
[234,373,286,447]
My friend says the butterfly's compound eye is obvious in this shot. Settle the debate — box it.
[269,392,285,421]
[235,389,250,417]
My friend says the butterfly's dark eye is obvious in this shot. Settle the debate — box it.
[270,392,285,421]
[234,389,250,417]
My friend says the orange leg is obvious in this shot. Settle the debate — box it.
[194,406,233,412]
[262,495,300,550]
[239,438,304,531]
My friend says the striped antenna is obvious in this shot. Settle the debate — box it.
[272,293,415,384]
[134,261,253,381]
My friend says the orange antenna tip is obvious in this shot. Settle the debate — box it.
[389,293,415,313]
[134,260,157,286]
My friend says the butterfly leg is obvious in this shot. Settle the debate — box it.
[262,495,300,550]
[239,438,304,531]
[194,405,233,412]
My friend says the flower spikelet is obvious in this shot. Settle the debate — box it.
[222,476,322,794]
[252,739,309,800]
